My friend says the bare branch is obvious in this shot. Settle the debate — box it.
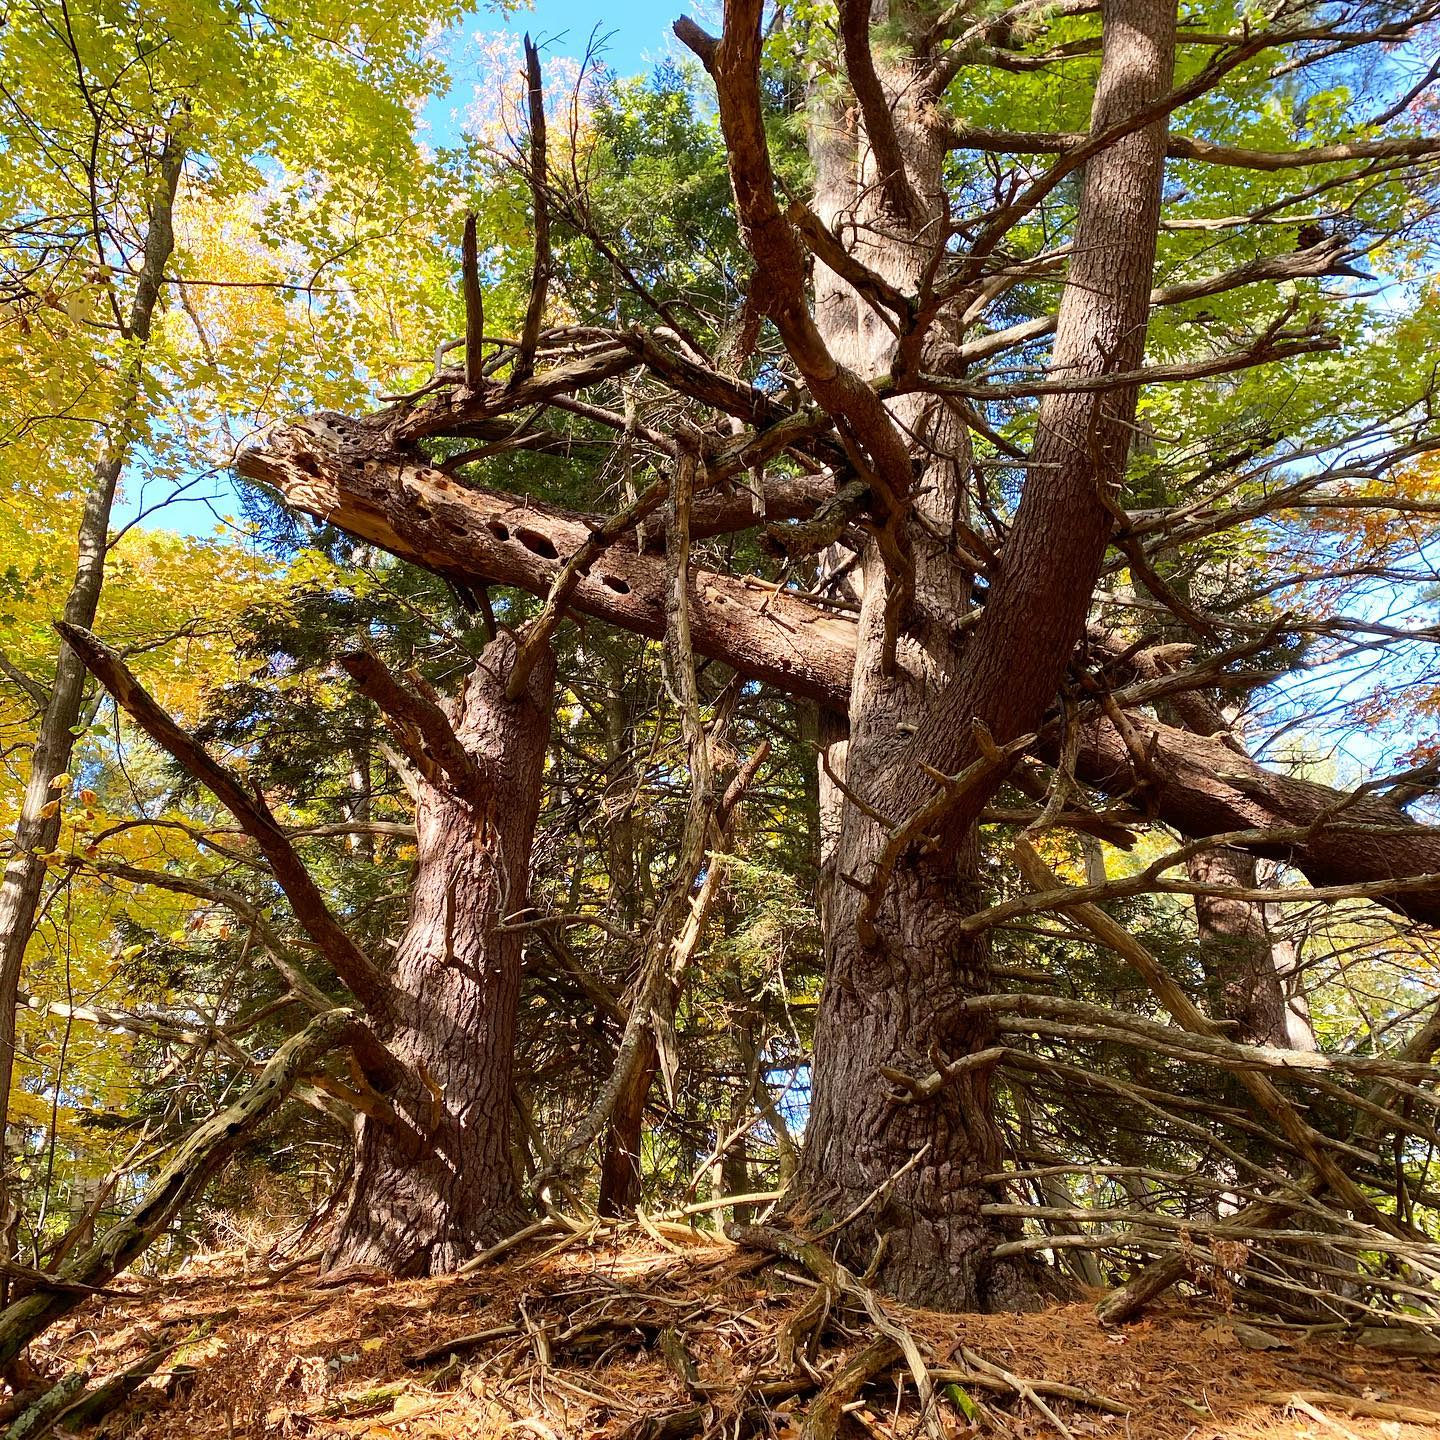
[511,35,550,388]
[56,623,392,1016]
[947,123,1440,172]
[462,213,485,391]
[340,649,480,794]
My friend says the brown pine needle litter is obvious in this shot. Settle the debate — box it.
[13,1221,1440,1440]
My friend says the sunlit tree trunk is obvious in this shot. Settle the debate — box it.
[0,138,184,1256]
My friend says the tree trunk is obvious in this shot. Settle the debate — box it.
[243,425,1440,932]
[1190,847,1292,1047]
[789,0,1176,1308]
[328,634,553,1274]
[597,1050,650,1216]
[1160,677,1306,1050]
[596,646,647,1216]
[0,136,184,1252]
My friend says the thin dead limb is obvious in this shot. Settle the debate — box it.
[511,35,550,388]
[58,624,390,1015]
[462,213,485,389]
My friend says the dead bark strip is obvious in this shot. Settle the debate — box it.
[0,1009,362,1366]
[512,35,550,387]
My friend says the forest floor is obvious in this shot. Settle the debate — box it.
[20,1224,1440,1440]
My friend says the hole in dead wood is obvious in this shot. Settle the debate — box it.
[488,521,510,541]
[516,527,559,560]
[601,575,631,595]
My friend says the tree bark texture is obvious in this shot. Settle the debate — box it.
[220,0,1440,1316]
[790,27,1025,1306]
[240,432,1440,931]
[780,0,1176,1309]
[1189,847,1292,1047]
[328,633,554,1274]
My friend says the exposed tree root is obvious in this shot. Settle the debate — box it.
[10,1223,1440,1439]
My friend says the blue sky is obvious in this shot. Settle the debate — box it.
[434,0,703,112]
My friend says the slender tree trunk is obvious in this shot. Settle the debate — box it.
[1270,927,1316,1052]
[601,645,640,931]
[598,1054,649,1216]
[592,765,758,1213]
[328,635,553,1274]
[1159,669,1306,1050]
[596,646,647,1214]
[346,723,377,862]
[0,138,184,1248]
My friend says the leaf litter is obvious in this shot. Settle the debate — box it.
[13,1221,1440,1440]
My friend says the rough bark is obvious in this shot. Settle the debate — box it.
[0,137,184,1239]
[236,428,1440,928]
[218,0,1440,1316]
[684,0,1003,1304]
[1070,718,1440,929]
[66,624,555,1278]
[1152,674,1311,1049]
[790,45,1025,1305]
[237,419,856,707]
[233,433,1440,932]
[773,0,1177,1308]
[64,626,554,1278]
[1189,847,1291,1047]
[328,632,553,1273]
[597,1061,650,1215]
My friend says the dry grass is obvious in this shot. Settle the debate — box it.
[18,1226,1440,1440]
